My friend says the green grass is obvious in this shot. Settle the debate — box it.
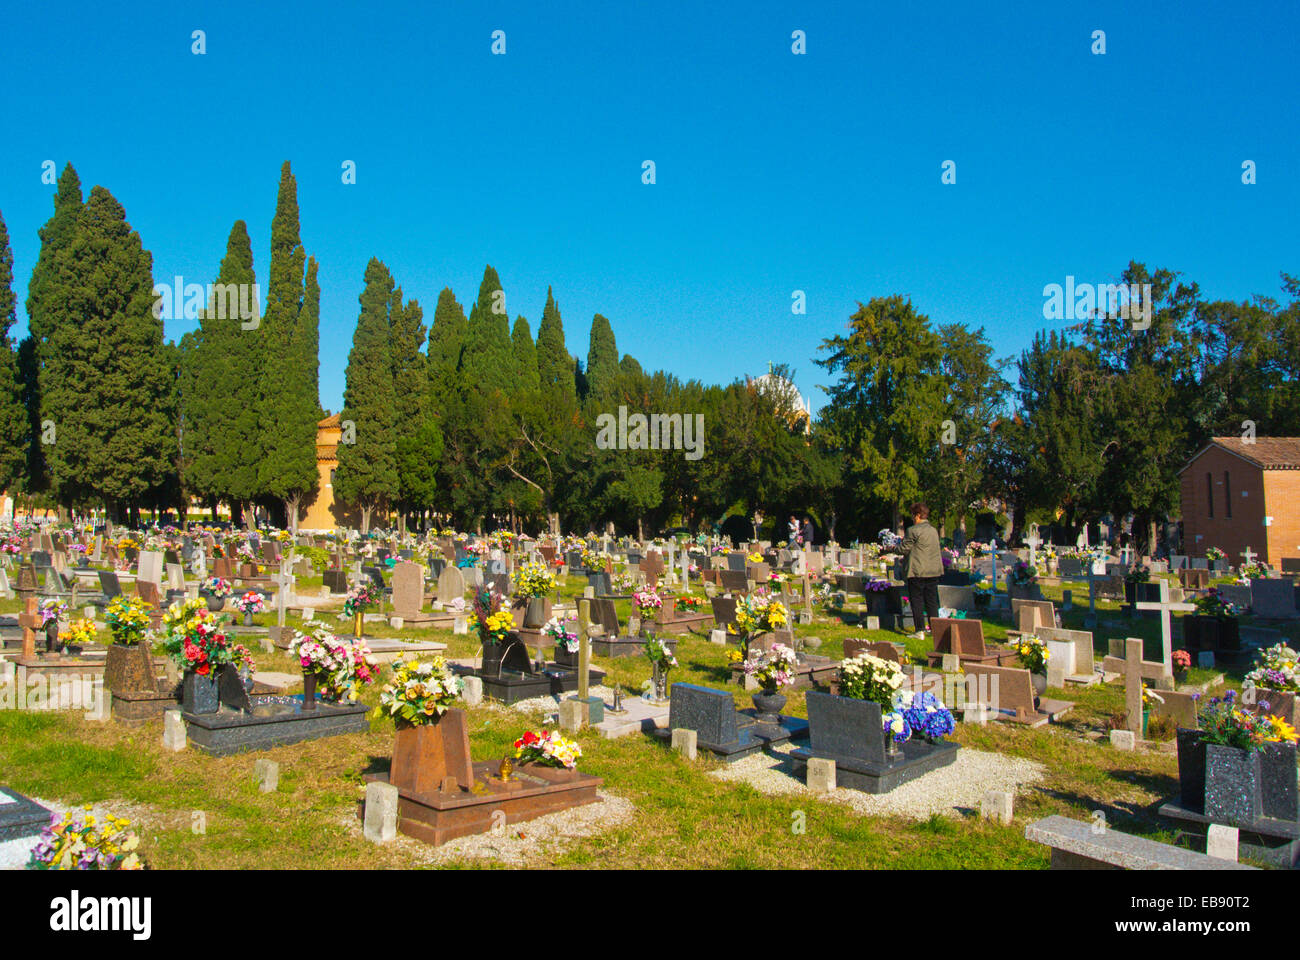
[2,568,1294,869]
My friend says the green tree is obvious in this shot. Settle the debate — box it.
[256,162,319,530]
[585,313,619,402]
[335,258,398,533]
[0,211,29,492]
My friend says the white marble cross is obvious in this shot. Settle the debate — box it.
[1241,546,1258,566]
[1025,526,1041,570]
[1134,580,1195,675]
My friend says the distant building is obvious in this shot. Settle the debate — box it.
[1178,436,1300,565]
[300,414,361,531]
[749,366,812,435]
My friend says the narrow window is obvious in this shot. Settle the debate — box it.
[1207,472,1214,518]
[1224,471,1232,518]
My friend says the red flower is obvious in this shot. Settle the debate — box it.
[196,663,210,676]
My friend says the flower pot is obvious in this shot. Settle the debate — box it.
[1205,743,1262,824]
[391,709,472,795]
[182,670,220,715]
[203,593,224,613]
[752,690,786,725]
[239,563,256,579]
[302,671,317,710]
[44,620,61,655]
[242,610,254,627]
[482,642,504,677]
[554,646,579,668]
[1030,671,1047,708]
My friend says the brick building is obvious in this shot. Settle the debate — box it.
[1178,437,1300,566]
[299,414,362,531]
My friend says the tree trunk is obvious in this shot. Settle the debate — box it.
[360,505,372,536]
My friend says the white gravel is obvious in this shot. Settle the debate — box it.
[499,684,619,719]
[709,745,1045,820]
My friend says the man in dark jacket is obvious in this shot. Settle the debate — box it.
[900,502,942,638]
[801,517,814,547]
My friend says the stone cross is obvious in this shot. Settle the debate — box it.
[577,599,592,703]
[1241,546,1257,566]
[1073,567,1115,629]
[1121,637,1147,736]
[1134,579,1195,676]
[272,570,294,628]
[19,596,42,660]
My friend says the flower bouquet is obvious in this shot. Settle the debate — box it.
[1245,643,1300,694]
[515,561,556,599]
[105,595,151,645]
[1197,690,1297,750]
[468,587,513,648]
[632,589,663,618]
[1206,547,1227,564]
[343,581,381,627]
[374,655,462,725]
[896,689,956,742]
[1195,588,1241,620]
[543,616,579,655]
[645,634,677,701]
[728,592,788,658]
[58,618,98,649]
[514,729,583,770]
[27,807,144,871]
[201,576,233,611]
[234,590,265,625]
[290,620,378,704]
[159,599,252,713]
[675,595,703,614]
[1172,648,1192,678]
[1011,634,1050,674]
[38,598,66,628]
[1009,560,1038,588]
[839,651,907,711]
[743,642,798,694]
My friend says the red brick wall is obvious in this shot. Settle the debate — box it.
[1263,470,1300,566]
[1179,446,1267,563]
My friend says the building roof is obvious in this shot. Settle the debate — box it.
[1180,436,1300,473]
[318,413,341,428]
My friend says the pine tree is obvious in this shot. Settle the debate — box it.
[390,286,437,525]
[188,221,262,515]
[426,286,467,404]
[24,163,83,497]
[256,162,319,529]
[335,258,398,532]
[41,186,175,516]
[585,313,619,402]
[511,315,541,400]
[0,211,29,492]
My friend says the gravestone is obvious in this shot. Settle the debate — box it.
[709,596,738,631]
[660,683,803,760]
[390,562,436,624]
[1134,581,1195,677]
[136,550,164,588]
[1036,625,1097,686]
[436,565,466,604]
[843,637,903,663]
[960,661,1062,727]
[926,618,1017,666]
[1251,578,1299,619]
[1012,598,1056,634]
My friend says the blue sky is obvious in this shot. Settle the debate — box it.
[1,0,1295,414]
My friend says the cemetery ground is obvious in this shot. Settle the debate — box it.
[1,572,1289,870]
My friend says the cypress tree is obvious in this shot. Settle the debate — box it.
[257,162,319,529]
[24,163,83,497]
[462,265,514,394]
[42,186,174,515]
[390,286,438,524]
[586,313,619,402]
[426,286,467,403]
[336,258,398,533]
[189,221,261,515]
[0,211,29,492]
[511,315,540,400]
[536,286,575,404]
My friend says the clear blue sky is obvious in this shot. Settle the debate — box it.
[2,0,1295,415]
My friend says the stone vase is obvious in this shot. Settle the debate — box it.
[752,690,786,725]
[482,641,504,677]
[1205,743,1262,824]
[182,670,221,715]
[1030,671,1047,707]
[524,597,546,628]
[203,593,224,613]
[390,709,473,796]
[302,671,317,710]
[521,761,578,783]
[242,610,254,627]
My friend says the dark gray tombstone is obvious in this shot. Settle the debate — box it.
[1191,558,1209,570]
[428,554,447,578]
[668,684,740,749]
[806,691,886,764]
[1057,557,1085,578]
[588,571,612,595]
[710,596,738,629]
[726,553,747,572]
[937,584,976,612]
[97,570,122,599]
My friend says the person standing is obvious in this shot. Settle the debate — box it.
[901,502,942,639]
[801,516,814,548]
[788,515,800,546]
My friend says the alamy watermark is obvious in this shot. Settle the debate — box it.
[595,406,704,461]
[1042,276,1152,330]
[152,276,261,328]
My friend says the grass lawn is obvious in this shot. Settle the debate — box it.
[1,570,1294,869]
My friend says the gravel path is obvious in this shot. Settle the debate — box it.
[709,746,1045,820]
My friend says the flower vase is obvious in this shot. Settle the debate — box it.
[302,671,317,710]
[204,593,224,613]
[652,661,669,701]
[182,670,220,715]
[242,610,254,627]
[1031,671,1047,709]
[43,620,61,655]
[353,610,364,639]
[752,690,786,726]
[524,597,546,628]
[885,733,902,759]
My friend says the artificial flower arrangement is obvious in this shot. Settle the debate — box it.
[580,548,600,570]
[1238,561,1266,581]
[290,620,378,702]
[746,552,764,564]
[883,689,957,744]
[675,595,703,613]
[864,579,892,593]
[1009,560,1038,587]
[1011,634,1050,673]
[514,729,582,770]
[1245,643,1300,694]
[1124,564,1150,584]
[1141,684,1165,709]
[27,806,144,871]
[1205,547,1227,563]
[158,598,253,678]
[58,618,98,648]
[725,649,744,665]
[342,581,382,617]
[202,576,233,599]
[514,561,556,599]
[611,571,636,593]
[632,589,663,618]
[1196,689,1298,750]
[839,651,907,711]
[234,590,265,615]
[105,595,151,645]
[1195,587,1242,620]
[728,592,789,655]
[877,529,902,550]
[374,655,463,724]
[1172,649,1192,674]
[236,543,256,563]
[468,586,513,646]
[644,635,678,669]
[543,615,579,653]
[743,643,798,693]
[965,541,990,557]
[38,598,66,627]
[116,537,140,552]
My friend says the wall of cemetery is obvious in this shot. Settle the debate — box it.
[1263,469,1300,565]
[1179,445,1266,561]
